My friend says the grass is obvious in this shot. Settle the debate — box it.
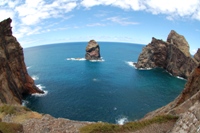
[0,104,31,115]
[13,111,42,123]
[80,115,178,133]
[0,104,42,123]
[0,122,23,133]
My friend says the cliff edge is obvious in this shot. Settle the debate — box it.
[135,30,199,79]
[0,18,44,105]
[143,64,200,132]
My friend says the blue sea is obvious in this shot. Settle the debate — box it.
[24,42,186,124]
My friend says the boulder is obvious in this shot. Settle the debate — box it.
[85,40,101,60]
[0,18,44,105]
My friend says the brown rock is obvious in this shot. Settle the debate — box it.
[167,30,190,57]
[0,18,44,105]
[85,40,101,60]
[135,30,198,79]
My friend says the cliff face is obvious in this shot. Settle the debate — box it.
[136,30,198,79]
[85,40,101,60]
[0,18,43,105]
[143,64,200,132]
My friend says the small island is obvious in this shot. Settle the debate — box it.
[85,40,101,60]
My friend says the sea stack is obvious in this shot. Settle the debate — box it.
[0,18,44,105]
[135,30,199,79]
[85,40,101,60]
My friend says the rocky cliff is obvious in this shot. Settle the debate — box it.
[143,64,200,132]
[135,30,199,79]
[85,40,101,60]
[0,18,44,105]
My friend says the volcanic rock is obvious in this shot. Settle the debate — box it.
[194,48,200,62]
[135,30,198,79]
[167,30,190,57]
[0,18,44,105]
[85,40,101,60]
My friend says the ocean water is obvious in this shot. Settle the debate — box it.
[24,42,186,124]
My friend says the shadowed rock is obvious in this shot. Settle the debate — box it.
[85,40,101,60]
[0,18,44,105]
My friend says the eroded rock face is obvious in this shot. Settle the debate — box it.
[143,64,200,132]
[167,30,190,57]
[135,30,198,79]
[0,18,44,105]
[85,40,101,60]
[194,48,200,62]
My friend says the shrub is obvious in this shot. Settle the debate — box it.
[0,105,16,115]
[0,122,23,133]
[0,104,31,115]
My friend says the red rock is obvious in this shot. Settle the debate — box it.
[0,18,44,105]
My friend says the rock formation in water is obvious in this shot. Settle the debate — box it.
[143,64,200,132]
[85,40,101,60]
[0,18,44,105]
[194,48,200,62]
[135,30,199,79]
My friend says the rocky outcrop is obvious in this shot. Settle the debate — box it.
[85,40,101,60]
[167,30,190,57]
[0,18,44,105]
[143,64,200,132]
[194,48,200,62]
[135,30,198,79]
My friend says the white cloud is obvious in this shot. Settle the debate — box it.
[80,0,101,8]
[1,0,200,47]
[144,0,200,20]
[15,0,77,26]
[80,0,144,10]
[106,16,139,26]
[81,0,200,21]
[8,0,20,8]
[191,49,198,55]
[0,0,77,39]
[0,10,15,21]
[86,23,106,27]
[14,26,41,38]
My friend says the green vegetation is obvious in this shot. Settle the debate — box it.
[0,104,31,115]
[80,115,178,133]
[0,122,23,133]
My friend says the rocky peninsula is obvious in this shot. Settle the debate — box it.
[85,40,101,60]
[135,30,199,79]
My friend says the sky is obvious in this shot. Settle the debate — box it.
[0,0,200,54]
